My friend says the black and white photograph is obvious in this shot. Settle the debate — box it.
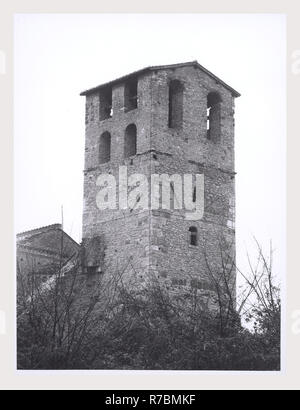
[15,13,285,371]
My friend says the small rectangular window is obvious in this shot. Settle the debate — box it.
[189,226,198,246]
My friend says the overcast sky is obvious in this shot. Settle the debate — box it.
[14,13,286,277]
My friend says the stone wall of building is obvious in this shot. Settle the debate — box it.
[82,73,154,280]
[17,224,81,277]
[16,224,81,301]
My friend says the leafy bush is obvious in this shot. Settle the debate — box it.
[17,240,280,370]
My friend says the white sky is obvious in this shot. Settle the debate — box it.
[14,13,286,277]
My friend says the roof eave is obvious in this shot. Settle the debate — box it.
[80,61,241,98]
[194,62,241,98]
[79,67,151,96]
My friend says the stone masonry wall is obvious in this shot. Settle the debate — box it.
[82,73,153,280]
[147,66,236,288]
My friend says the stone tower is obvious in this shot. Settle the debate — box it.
[80,61,240,290]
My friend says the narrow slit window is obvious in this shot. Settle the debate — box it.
[207,92,222,142]
[99,131,111,164]
[124,78,138,112]
[124,124,137,158]
[193,186,197,203]
[168,80,184,129]
[99,86,113,120]
[189,226,198,246]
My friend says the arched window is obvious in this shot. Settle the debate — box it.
[99,131,111,164]
[124,124,137,158]
[168,80,184,129]
[124,78,138,112]
[189,226,198,246]
[207,92,222,142]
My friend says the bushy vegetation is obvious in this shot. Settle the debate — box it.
[17,241,280,370]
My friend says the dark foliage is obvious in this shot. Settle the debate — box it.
[17,240,280,370]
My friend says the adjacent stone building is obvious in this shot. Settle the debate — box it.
[17,224,81,278]
[80,61,240,290]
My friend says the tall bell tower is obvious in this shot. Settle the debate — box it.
[80,61,240,292]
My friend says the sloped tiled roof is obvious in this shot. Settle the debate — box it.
[80,60,241,98]
[17,224,80,259]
